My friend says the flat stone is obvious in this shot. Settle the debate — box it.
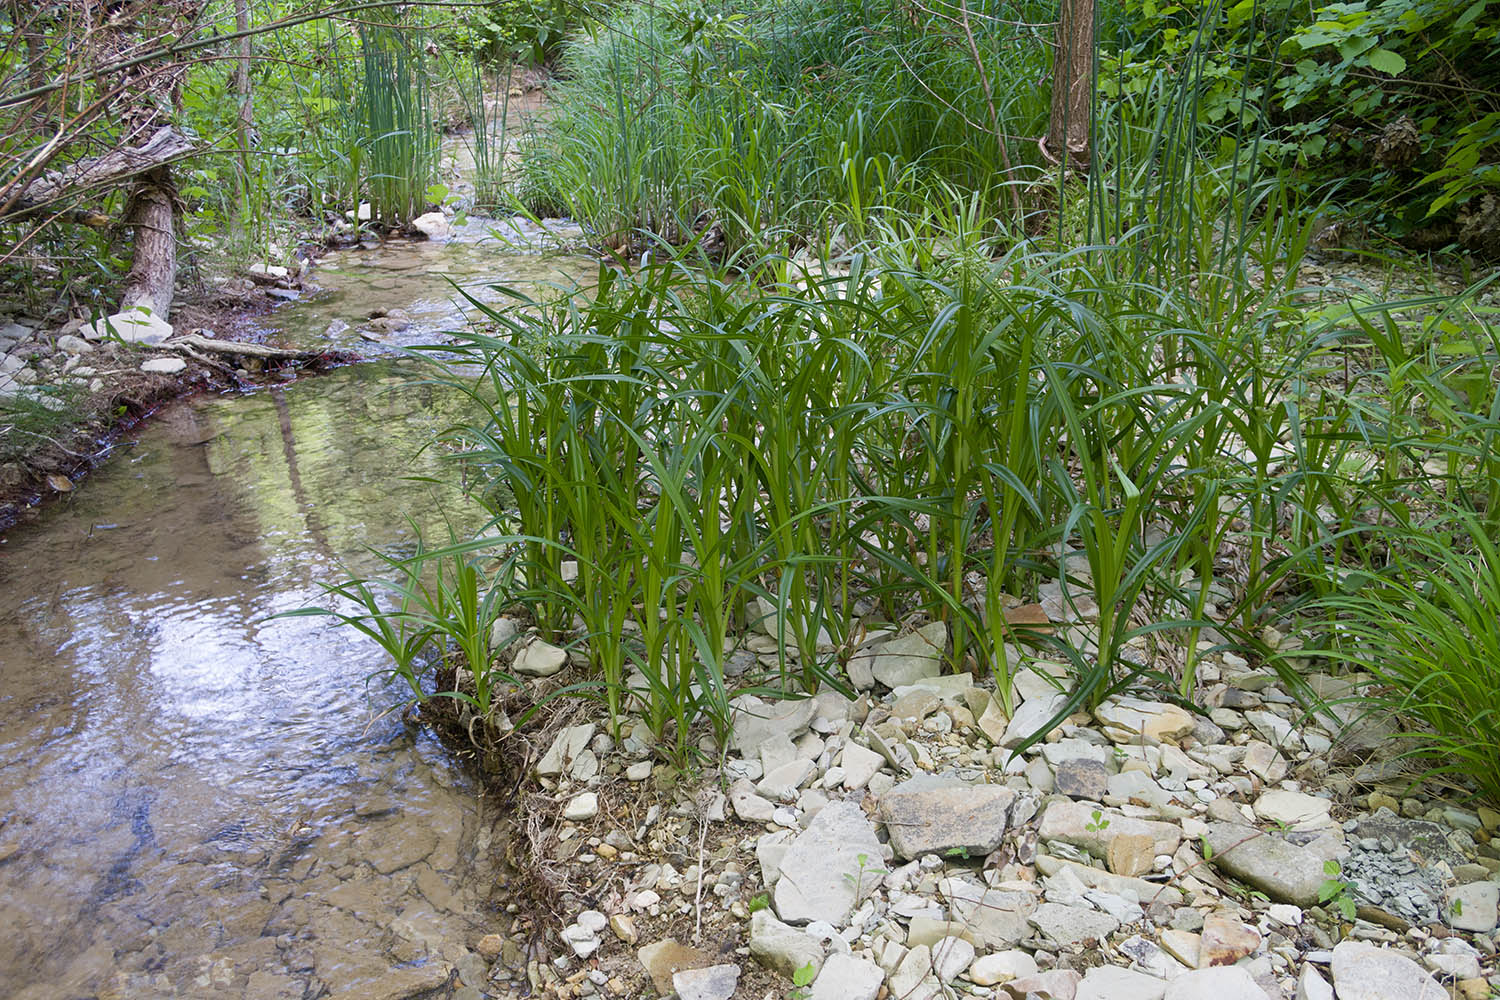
[562,792,598,822]
[1444,881,1499,933]
[1160,928,1201,968]
[1202,822,1326,906]
[1004,970,1083,1000]
[846,621,948,689]
[512,637,567,676]
[1198,914,1261,967]
[1253,789,1333,830]
[324,962,450,1000]
[730,778,776,822]
[906,917,978,949]
[1296,964,1334,1000]
[638,939,716,995]
[1028,902,1120,946]
[729,695,818,755]
[538,724,596,777]
[1055,758,1109,800]
[1164,966,1268,1000]
[889,945,942,1000]
[1095,697,1195,744]
[1034,854,1184,905]
[1076,965,1166,1000]
[1000,692,1068,748]
[879,775,1015,860]
[56,334,93,354]
[366,827,437,874]
[941,878,1040,948]
[773,801,883,924]
[808,953,884,1000]
[748,910,824,980]
[930,936,975,982]
[1107,832,1157,877]
[1038,800,1182,858]
[758,759,816,801]
[967,950,1038,986]
[838,742,884,790]
[673,963,740,1000]
[140,356,187,374]
[1329,941,1446,1000]
[83,307,172,344]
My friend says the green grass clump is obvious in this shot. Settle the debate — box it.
[514,0,1052,254]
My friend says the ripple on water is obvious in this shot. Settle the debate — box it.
[0,361,518,997]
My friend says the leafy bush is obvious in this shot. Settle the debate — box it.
[1099,0,1500,250]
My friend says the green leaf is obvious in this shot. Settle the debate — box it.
[1455,0,1489,29]
[1365,47,1406,75]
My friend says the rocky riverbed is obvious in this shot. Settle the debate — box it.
[469,610,1500,1000]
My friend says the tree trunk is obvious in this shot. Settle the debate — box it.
[1043,0,1094,173]
[102,1,205,319]
[119,167,179,318]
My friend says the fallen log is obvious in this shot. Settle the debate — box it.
[162,334,334,363]
[0,127,196,221]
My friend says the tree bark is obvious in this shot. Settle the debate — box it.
[1043,0,1094,173]
[0,127,195,222]
[119,168,179,318]
[102,1,206,319]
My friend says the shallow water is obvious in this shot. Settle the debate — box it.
[259,217,596,352]
[0,256,579,996]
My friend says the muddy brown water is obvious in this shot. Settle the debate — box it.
[0,224,596,998]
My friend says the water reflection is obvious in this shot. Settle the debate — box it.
[0,363,506,998]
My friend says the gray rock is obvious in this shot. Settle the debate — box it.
[729,695,818,755]
[83,308,172,344]
[1444,880,1499,933]
[56,334,93,354]
[1164,966,1268,1000]
[538,724,596,777]
[940,877,1039,948]
[838,742,884,790]
[1034,854,1184,905]
[1027,901,1120,945]
[888,945,942,1000]
[999,691,1068,748]
[807,953,884,1000]
[748,910,824,980]
[773,801,883,924]
[672,963,739,1000]
[1095,696,1196,744]
[966,950,1038,986]
[562,792,597,821]
[512,637,567,676]
[1038,800,1183,858]
[846,621,948,689]
[879,775,1015,860]
[1076,965,1167,1000]
[1328,941,1446,1000]
[1054,758,1109,800]
[930,936,975,982]
[1296,965,1334,1000]
[731,779,776,823]
[141,356,187,374]
[1253,789,1333,830]
[1202,822,1326,906]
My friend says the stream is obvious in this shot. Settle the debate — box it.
[0,211,596,999]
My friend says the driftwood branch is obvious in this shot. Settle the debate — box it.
[162,334,333,363]
[0,127,196,221]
